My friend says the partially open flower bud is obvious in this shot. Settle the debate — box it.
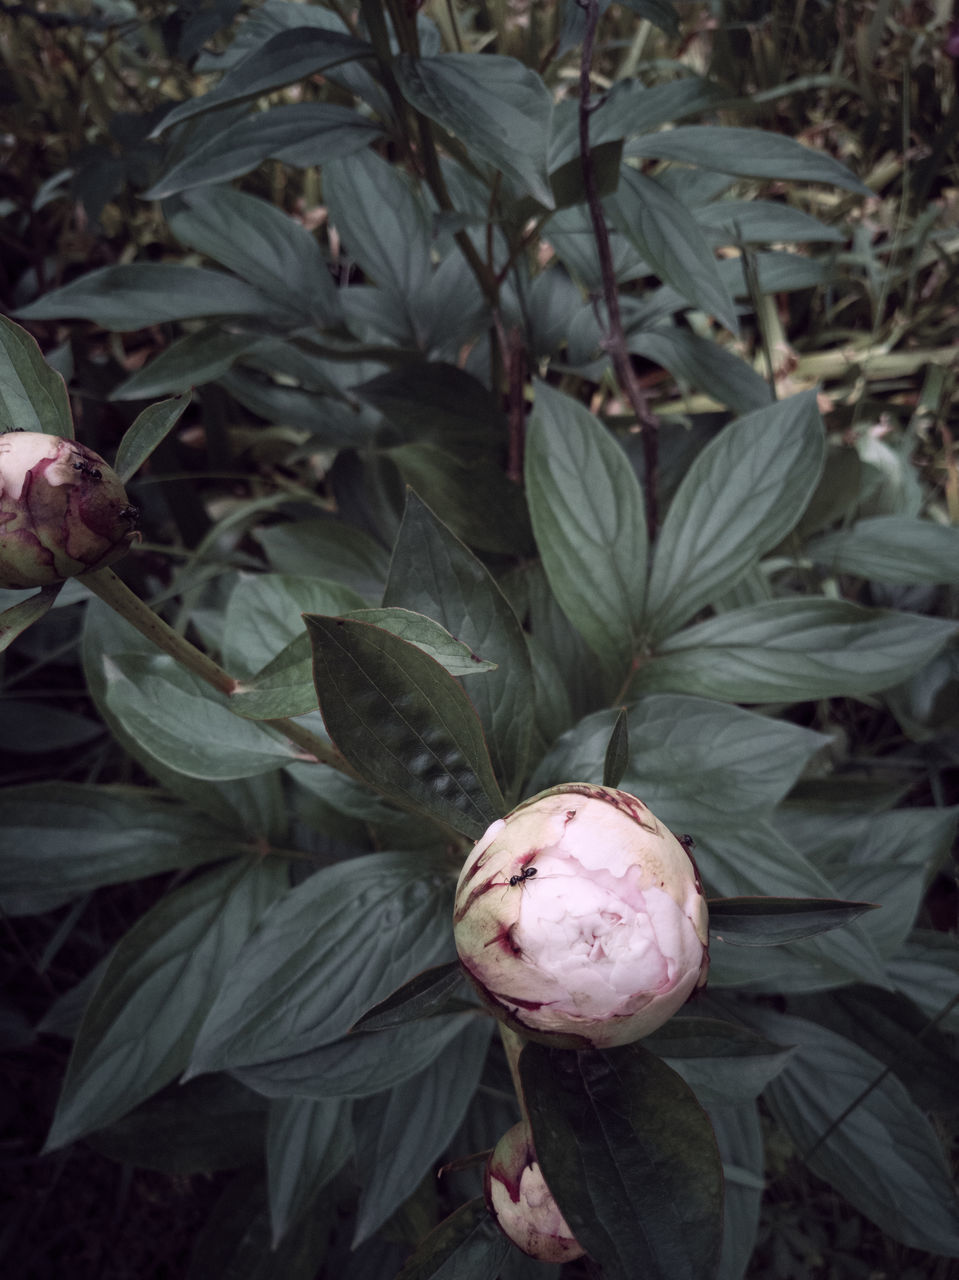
[0,432,138,589]
[454,784,709,1049]
[485,1121,584,1263]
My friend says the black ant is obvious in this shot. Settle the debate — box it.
[118,504,140,527]
[678,834,695,854]
[508,867,538,888]
[73,458,102,481]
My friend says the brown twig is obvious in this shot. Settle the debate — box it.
[577,0,659,542]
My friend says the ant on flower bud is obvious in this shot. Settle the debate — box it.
[508,867,538,888]
[73,458,102,481]
[678,834,696,854]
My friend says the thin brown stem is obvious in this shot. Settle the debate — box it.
[577,0,659,541]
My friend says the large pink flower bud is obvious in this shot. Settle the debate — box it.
[485,1121,584,1263]
[453,784,709,1049]
[0,432,137,589]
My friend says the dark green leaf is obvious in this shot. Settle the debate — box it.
[306,615,504,838]
[189,851,455,1073]
[0,783,234,916]
[618,0,681,35]
[708,1103,764,1280]
[383,492,534,798]
[522,1041,724,1280]
[255,518,391,599]
[103,652,296,780]
[806,515,959,584]
[607,169,739,333]
[695,199,845,245]
[627,327,772,415]
[111,331,261,401]
[395,53,553,206]
[602,708,630,789]
[352,961,466,1032]
[0,313,73,436]
[146,102,382,198]
[525,383,646,681]
[46,858,286,1149]
[0,584,63,655]
[396,1197,510,1280]
[708,896,878,945]
[113,393,191,481]
[222,572,367,676]
[636,599,956,702]
[167,186,341,325]
[644,393,825,642]
[752,1011,959,1255]
[267,1097,353,1245]
[152,27,374,133]
[643,1017,794,1105]
[235,1014,478,1100]
[15,265,285,330]
[353,1019,492,1243]
[627,126,872,194]
[354,363,507,449]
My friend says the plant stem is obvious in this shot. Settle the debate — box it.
[499,1023,531,1126]
[578,0,659,541]
[80,567,356,772]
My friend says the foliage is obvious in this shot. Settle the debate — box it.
[1,0,958,1277]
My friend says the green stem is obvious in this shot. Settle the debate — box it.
[499,1023,530,1126]
[80,567,356,773]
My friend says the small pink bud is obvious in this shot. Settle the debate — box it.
[0,432,138,589]
[485,1122,584,1263]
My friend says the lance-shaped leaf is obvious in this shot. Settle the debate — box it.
[607,169,739,334]
[266,1097,353,1246]
[384,493,533,799]
[189,851,455,1075]
[635,599,957,703]
[351,961,467,1032]
[0,584,63,656]
[602,708,630,789]
[644,392,825,642]
[113,394,191,481]
[45,858,286,1150]
[522,1041,724,1280]
[525,383,646,682]
[806,515,959,584]
[396,1197,510,1280]
[0,314,73,437]
[642,1017,794,1106]
[150,28,374,134]
[395,53,554,207]
[305,615,504,839]
[708,896,878,945]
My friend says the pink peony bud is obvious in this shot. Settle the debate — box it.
[0,432,138,589]
[485,1121,585,1262]
[453,784,709,1048]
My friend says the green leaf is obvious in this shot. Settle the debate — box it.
[254,518,390,600]
[642,1017,794,1106]
[113,393,191,481]
[627,126,872,194]
[708,896,878,945]
[0,314,73,436]
[695,199,845,245]
[532,697,829,829]
[525,383,646,681]
[189,851,455,1074]
[166,186,341,326]
[145,102,382,198]
[104,651,296,780]
[618,0,681,35]
[709,1103,764,1280]
[353,1019,492,1244]
[234,1014,477,1101]
[522,1041,724,1280]
[395,53,554,207]
[0,783,234,916]
[111,331,262,401]
[383,492,534,798]
[152,27,374,133]
[347,608,497,676]
[886,931,959,1034]
[351,961,466,1032]
[222,572,367,676]
[806,515,959,584]
[396,1197,510,1280]
[266,1097,353,1245]
[15,265,285,330]
[602,708,630,789]
[644,392,825,642]
[752,1011,959,1255]
[0,584,63,655]
[627,327,772,415]
[607,169,740,333]
[46,858,286,1150]
[636,599,957,702]
[306,615,504,839]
